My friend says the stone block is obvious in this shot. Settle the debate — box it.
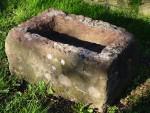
[5,9,136,112]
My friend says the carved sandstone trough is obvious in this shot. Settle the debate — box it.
[5,9,135,111]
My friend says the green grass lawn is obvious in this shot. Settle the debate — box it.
[0,0,150,113]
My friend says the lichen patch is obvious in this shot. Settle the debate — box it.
[47,53,53,60]
[54,58,58,62]
[60,59,65,65]
[58,74,72,87]
[45,73,51,80]
[88,86,101,98]
[52,65,56,71]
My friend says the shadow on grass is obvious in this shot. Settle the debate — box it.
[58,4,150,112]
[96,9,150,113]
[0,0,21,17]
[71,1,150,108]
[122,91,150,113]
[43,95,99,113]
[0,0,9,11]
[100,12,150,113]
[100,12,150,89]
[131,93,150,113]
[43,95,76,113]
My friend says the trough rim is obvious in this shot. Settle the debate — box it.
[7,8,134,69]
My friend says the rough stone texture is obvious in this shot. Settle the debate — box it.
[5,9,136,112]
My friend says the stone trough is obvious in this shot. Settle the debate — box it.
[5,9,135,111]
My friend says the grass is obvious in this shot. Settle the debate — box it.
[0,0,150,113]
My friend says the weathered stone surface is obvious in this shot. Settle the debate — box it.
[5,8,136,112]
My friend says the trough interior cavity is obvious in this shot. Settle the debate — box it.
[29,29,105,53]
[26,16,111,52]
